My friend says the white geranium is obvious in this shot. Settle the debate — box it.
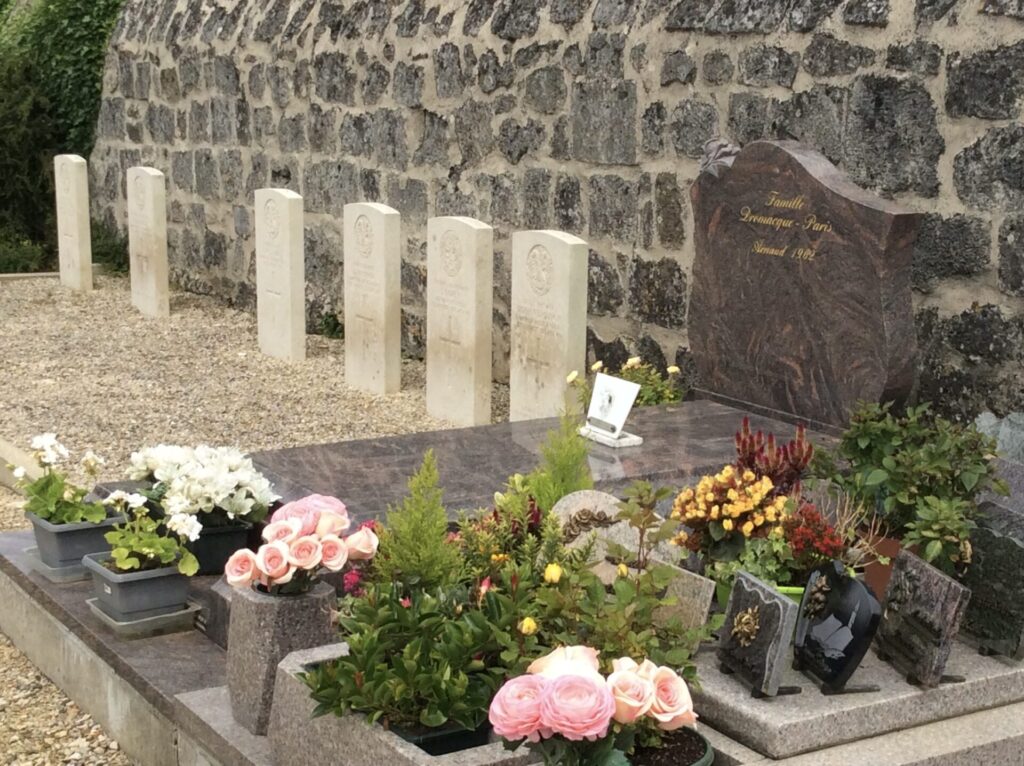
[30,433,69,466]
[166,512,203,542]
[80,450,105,476]
[12,466,27,480]
[104,490,147,510]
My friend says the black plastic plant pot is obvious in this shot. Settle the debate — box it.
[392,721,491,756]
[82,553,189,622]
[187,521,253,576]
[26,511,124,569]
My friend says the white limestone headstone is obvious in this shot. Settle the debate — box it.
[426,216,494,426]
[255,188,306,361]
[509,230,588,422]
[54,155,93,291]
[126,167,169,318]
[343,202,400,394]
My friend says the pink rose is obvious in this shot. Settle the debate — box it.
[225,549,258,588]
[262,518,303,544]
[606,670,655,724]
[528,646,602,682]
[320,534,349,571]
[489,675,551,743]
[344,527,379,560]
[274,565,297,585]
[271,495,347,537]
[288,536,323,570]
[611,657,659,681]
[255,541,291,581]
[648,666,698,731]
[540,673,616,741]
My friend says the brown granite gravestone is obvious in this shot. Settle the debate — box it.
[689,140,921,427]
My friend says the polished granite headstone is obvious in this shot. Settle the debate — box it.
[689,139,920,427]
[960,502,1024,660]
[875,550,971,687]
[718,572,800,698]
[793,561,881,694]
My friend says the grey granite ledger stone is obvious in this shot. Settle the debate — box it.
[227,581,335,735]
[718,572,799,697]
[875,550,971,687]
[269,644,536,765]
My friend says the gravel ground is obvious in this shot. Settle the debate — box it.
[0,274,510,764]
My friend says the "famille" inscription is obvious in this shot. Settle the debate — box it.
[740,190,834,263]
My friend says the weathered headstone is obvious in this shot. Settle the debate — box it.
[960,502,1024,660]
[718,572,800,697]
[343,202,400,394]
[509,230,588,422]
[793,561,881,693]
[54,155,92,291]
[875,550,971,687]
[426,216,493,426]
[689,139,920,427]
[551,490,714,634]
[255,189,306,361]
[126,166,169,318]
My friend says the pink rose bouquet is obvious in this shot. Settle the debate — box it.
[488,646,697,765]
[225,495,377,595]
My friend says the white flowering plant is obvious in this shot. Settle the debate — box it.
[15,434,108,525]
[103,491,199,575]
[127,445,279,541]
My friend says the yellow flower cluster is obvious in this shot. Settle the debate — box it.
[670,465,788,546]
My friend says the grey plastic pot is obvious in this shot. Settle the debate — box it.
[27,511,124,569]
[82,553,189,622]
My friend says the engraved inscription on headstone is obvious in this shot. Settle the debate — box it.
[718,572,800,697]
[509,230,588,422]
[793,561,881,693]
[689,140,921,427]
[875,550,971,687]
[256,188,305,362]
[54,155,93,291]
[126,166,169,319]
[426,216,493,427]
[343,202,400,395]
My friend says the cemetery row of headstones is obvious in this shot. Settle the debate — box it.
[53,155,589,428]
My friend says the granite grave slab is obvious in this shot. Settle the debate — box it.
[689,139,920,427]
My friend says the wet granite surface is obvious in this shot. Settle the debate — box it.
[252,399,828,520]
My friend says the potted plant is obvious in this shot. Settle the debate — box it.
[224,493,378,735]
[568,356,686,410]
[810,403,1007,594]
[16,434,122,575]
[82,491,199,622]
[127,444,279,575]
[489,646,712,766]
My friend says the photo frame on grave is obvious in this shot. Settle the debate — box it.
[874,550,971,688]
[793,561,881,695]
[717,572,801,699]
[579,373,643,448]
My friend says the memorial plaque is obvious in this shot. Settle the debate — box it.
[127,166,170,319]
[794,561,881,693]
[960,503,1024,660]
[426,216,493,427]
[689,140,920,427]
[255,189,306,362]
[718,572,800,697]
[875,550,971,687]
[343,202,400,395]
[54,154,93,291]
[509,230,588,422]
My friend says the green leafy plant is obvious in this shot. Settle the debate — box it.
[374,450,464,589]
[570,357,685,411]
[15,434,105,524]
[103,492,199,575]
[319,312,343,339]
[902,496,976,575]
[305,583,512,731]
[90,218,129,273]
[524,414,593,514]
[0,224,51,273]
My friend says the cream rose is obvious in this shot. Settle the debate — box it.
[607,669,655,724]
[528,646,603,682]
[288,536,323,570]
[611,657,659,680]
[345,527,379,560]
[649,666,698,731]
[320,534,349,571]
[224,549,258,588]
[262,518,303,544]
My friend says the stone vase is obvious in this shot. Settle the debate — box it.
[227,580,335,735]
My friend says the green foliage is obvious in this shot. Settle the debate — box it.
[22,470,105,524]
[0,225,51,273]
[374,450,464,590]
[811,403,1007,548]
[305,583,512,731]
[524,415,593,513]
[708,532,795,588]
[104,501,198,576]
[571,359,685,411]
[90,218,129,272]
[319,312,343,339]
[903,496,976,575]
